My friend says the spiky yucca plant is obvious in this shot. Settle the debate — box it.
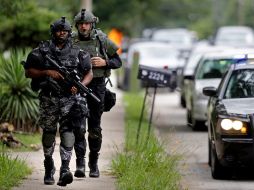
[0,49,39,132]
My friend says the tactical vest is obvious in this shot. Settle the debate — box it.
[73,29,117,78]
[38,41,82,92]
[75,39,107,78]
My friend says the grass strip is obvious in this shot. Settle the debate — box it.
[112,92,181,190]
[0,148,32,190]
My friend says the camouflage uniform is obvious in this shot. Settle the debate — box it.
[73,9,122,177]
[24,17,92,186]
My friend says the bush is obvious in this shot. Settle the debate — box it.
[0,49,39,132]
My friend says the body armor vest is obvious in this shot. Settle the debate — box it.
[39,41,82,93]
[74,38,107,78]
[73,29,116,78]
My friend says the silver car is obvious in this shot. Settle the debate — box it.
[185,48,254,130]
[179,44,230,107]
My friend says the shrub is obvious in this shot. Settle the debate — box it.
[0,49,39,132]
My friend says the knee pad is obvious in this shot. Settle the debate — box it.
[42,131,56,148]
[60,131,75,151]
[88,128,102,140]
[88,128,102,153]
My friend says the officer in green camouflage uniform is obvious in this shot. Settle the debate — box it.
[72,9,122,178]
[24,17,93,186]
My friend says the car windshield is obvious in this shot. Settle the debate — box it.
[195,58,233,79]
[152,32,192,45]
[224,69,254,98]
[217,32,251,44]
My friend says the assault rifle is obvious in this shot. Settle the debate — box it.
[44,54,101,103]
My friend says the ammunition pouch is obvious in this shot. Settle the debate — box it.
[104,88,116,112]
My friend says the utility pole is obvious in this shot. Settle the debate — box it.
[212,0,220,31]
[237,0,245,25]
[81,0,93,11]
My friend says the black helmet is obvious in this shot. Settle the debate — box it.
[74,9,98,25]
[50,16,72,35]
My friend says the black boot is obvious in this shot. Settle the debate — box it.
[88,152,100,177]
[44,157,55,185]
[74,158,86,178]
[57,160,73,187]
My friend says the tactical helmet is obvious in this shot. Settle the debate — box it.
[74,9,98,25]
[50,16,72,35]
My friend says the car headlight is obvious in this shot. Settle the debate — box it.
[220,118,247,134]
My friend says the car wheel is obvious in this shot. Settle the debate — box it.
[186,109,192,127]
[211,144,231,179]
[208,138,211,166]
[180,95,186,108]
[190,110,205,130]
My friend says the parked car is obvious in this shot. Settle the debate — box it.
[185,48,254,130]
[203,56,254,179]
[178,44,229,108]
[117,41,181,91]
[214,26,254,47]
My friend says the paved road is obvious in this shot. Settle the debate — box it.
[152,90,254,190]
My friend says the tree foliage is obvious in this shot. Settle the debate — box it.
[1,0,254,50]
[0,0,60,50]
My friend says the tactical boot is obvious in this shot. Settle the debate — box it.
[74,158,86,178]
[88,152,100,177]
[57,160,73,187]
[44,157,55,185]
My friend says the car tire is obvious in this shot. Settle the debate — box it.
[190,110,205,130]
[211,144,231,179]
[187,109,192,127]
[208,138,211,166]
[180,95,186,108]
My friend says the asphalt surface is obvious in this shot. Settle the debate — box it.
[153,91,254,190]
[12,82,124,190]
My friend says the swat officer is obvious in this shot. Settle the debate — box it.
[72,9,122,178]
[24,17,93,186]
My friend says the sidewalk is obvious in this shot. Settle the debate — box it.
[12,85,124,190]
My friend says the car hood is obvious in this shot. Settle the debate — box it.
[222,98,254,115]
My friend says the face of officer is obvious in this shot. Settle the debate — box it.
[77,22,92,37]
[54,30,69,45]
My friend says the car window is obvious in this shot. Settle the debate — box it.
[152,30,193,46]
[224,69,254,99]
[195,58,233,79]
[217,71,228,94]
[216,32,251,44]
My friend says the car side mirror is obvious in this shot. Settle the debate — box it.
[203,86,217,97]
[184,75,194,80]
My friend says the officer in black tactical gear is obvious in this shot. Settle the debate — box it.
[73,9,122,178]
[24,17,93,186]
